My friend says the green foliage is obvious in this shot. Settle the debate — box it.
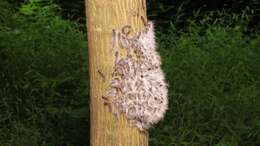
[147,0,260,31]
[1,1,260,146]
[150,21,260,146]
[0,1,88,146]
[8,0,260,32]
[0,1,14,24]
[19,0,60,16]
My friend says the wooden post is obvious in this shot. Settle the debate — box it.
[85,0,149,145]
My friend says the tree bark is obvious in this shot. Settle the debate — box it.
[85,0,149,146]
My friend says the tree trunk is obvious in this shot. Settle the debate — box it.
[85,0,149,145]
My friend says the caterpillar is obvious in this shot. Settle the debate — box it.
[103,21,168,131]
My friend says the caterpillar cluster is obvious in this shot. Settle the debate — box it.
[103,21,168,131]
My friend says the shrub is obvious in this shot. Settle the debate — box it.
[150,22,260,146]
[0,1,89,146]
[1,1,260,146]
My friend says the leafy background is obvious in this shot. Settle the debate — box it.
[0,0,260,146]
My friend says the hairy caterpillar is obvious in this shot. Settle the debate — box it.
[103,21,168,131]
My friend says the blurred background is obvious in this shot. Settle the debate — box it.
[0,0,260,146]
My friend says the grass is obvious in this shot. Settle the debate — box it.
[0,1,260,146]
[0,1,89,145]
[150,25,260,146]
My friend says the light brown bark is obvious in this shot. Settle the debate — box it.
[85,0,149,145]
